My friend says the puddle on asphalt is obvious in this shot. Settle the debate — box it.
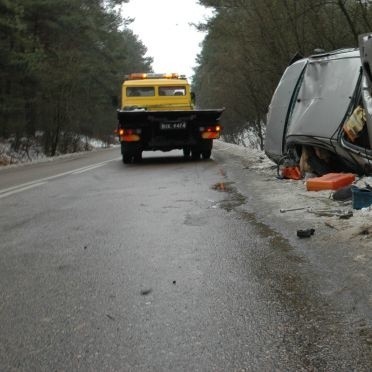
[239,211,289,245]
[211,182,246,211]
[211,181,302,261]
[211,182,234,192]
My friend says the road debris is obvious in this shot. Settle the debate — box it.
[307,208,353,218]
[106,314,115,321]
[332,185,352,201]
[351,185,372,209]
[297,228,315,238]
[280,207,308,213]
[140,288,152,296]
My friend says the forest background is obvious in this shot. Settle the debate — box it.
[1,0,372,163]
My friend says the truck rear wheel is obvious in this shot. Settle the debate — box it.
[183,147,191,159]
[191,150,201,160]
[202,149,211,159]
[133,150,142,163]
[122,153,132,164]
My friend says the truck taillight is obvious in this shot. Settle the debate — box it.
[119,128,141,135]
[200,125,221,139]
[199,125,221,132]
[119,128,142,142]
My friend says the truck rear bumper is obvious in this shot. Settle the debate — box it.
[117,108,223,155]
[121,139,212,153]
[147,136,198,149]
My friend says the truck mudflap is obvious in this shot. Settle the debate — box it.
[117,108,224,163]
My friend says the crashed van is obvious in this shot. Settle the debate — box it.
[265,33,372,176]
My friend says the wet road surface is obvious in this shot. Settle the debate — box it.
[1,147,372,371]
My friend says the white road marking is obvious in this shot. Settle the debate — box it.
[71,163,106,174]
[0,182,47,199]
[0,157,121,199]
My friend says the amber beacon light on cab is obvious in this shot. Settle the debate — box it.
[116,73,225,163]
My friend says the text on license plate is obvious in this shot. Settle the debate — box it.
[160,122,187,130]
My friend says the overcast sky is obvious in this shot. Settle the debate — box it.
[120,0,213,80]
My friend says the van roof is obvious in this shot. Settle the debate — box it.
[309,48,359,61]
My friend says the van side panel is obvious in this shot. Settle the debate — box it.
[265,60,307,163]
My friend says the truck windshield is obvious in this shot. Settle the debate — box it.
[126,87,155,97]
[158,86,186,96]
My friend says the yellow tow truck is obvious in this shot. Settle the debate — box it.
[117,73,224,163]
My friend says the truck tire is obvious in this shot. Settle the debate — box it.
[183,146,191,159]
[202,149,211,159]
[191,150,201,160]
[122,153,132,164]
[133,150,142,163]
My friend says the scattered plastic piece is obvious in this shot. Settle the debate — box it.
[306,173,355,191]
[352,185,372,209]
[280,166,302,180]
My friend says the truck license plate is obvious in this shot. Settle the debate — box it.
[160,122,187,130]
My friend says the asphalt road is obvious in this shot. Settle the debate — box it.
[1,146,372,371]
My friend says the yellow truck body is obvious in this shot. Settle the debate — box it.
[122,74,194,111]
[117,73,224,164]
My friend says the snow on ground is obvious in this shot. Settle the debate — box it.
[0,138,118,171]
[213,140,372,248]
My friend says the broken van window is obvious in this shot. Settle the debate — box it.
[287,58,361,139]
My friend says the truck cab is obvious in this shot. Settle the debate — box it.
[122,73,194,111]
